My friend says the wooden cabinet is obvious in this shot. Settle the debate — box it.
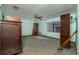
[60,14,70,48]
[0,20,22,55]
[0,20,1,54]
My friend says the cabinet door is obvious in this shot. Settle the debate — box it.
[1,22,22,54]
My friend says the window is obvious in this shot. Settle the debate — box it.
[53,21,60,32]
[47,21,60,32]
[47,22,53,32]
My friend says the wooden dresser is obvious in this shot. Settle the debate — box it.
[0,16,22,55]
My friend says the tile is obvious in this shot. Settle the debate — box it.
[19,36,76,55]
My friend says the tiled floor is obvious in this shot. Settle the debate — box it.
[19,36,76,55]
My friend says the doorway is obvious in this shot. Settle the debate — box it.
[32,23,39,36]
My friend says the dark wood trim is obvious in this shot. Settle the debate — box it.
[1,19,22,23]
[22,35,59,40]
[22,35,32,37]
[19,24,23,54]
[39,35,59,40]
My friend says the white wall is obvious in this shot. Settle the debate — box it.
[77,4,79,55]
[39,17,60,39]
[70,13,76,42]
[39,13,76,41]
[2,4,77,41]
[22,19,34,36]
[1,5,35,36]
[0,6,2,19]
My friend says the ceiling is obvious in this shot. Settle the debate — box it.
[2,4,77,20]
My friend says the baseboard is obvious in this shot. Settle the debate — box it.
[22,35,32,37]
[22,35,59,40]
[39,35,59,40]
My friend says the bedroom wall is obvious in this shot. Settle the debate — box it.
[0,6,2,19]
[1,8,34,36]
[21,19,34,36]
[39,13,76,42]
[1,5,35,36]
[77,4,79,55]
[70,13,76,42]
[39,17,60,39]
[1,4,77,41]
